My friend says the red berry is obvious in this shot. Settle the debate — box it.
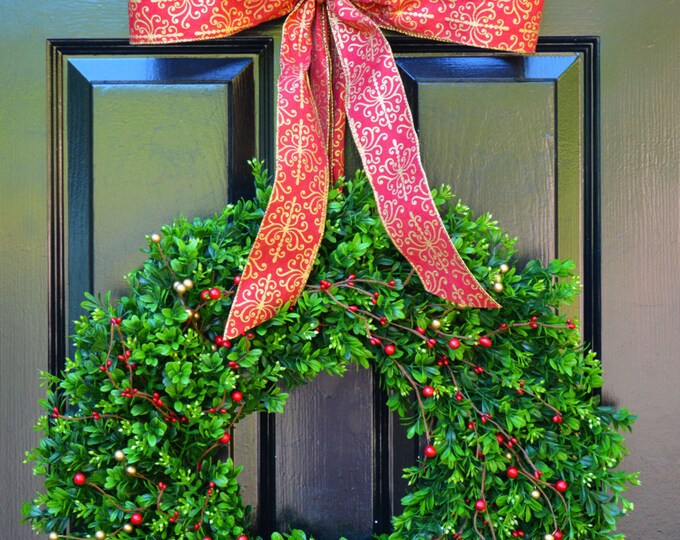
[203,537,213,540]
[231,390,243,402]
[384,344,396,356]
[233,275,241,285]
[73,473,87,486]
[568,323,576,329]
[130,512,143,525]
[422,386,435,398]
[496,434,505,444]
[236,536,248,540]
[507,467,519,479]
[448,338,461,349]
[379,316,388,326]
[387,280,396,288]
[214,336,224,346]
[478,336,492,348]
[553,414,563,424]
[416,326,426,335]
[474,499,487,512]
[194,523,201,530]
[200,289,211,300]
[555,479,568,493]
[455,392,463,401]
[208,288,221,300]
[553,531,564,540]
[220,432,231,444]
[530,322,538,329]
[424,445,437,458]
[348,305,358,312]
[426,338,437,348]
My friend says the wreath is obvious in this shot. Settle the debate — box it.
[23,162,636,540]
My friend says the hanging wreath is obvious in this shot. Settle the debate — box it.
[23,162,636,540]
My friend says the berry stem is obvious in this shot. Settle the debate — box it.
[391,358,432,443]
[85,482,144,514]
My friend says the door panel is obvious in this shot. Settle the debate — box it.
[47,37,597,540]
[48,38,270,526]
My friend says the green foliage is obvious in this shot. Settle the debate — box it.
[24,161,637,540]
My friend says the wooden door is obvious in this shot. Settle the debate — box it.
[1,2,678,538]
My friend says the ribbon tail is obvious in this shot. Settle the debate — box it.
[309,3,333,179]
[309,4,346,184]
[224,0,330,338]
[330,43,347,183]
[328,0,500,309]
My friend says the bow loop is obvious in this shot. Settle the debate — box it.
[128,0,545,338]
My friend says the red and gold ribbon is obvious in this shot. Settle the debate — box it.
[129,0,544,338]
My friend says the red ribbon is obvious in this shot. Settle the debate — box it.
[129,0,544,338]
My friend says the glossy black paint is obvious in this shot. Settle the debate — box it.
[47,37,599,539]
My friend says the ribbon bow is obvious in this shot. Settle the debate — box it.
[129,0,544,338]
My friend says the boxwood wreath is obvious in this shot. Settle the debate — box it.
[23,161,637,540]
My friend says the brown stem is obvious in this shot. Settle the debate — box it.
[516,466,560,531]
[392,358,431,443]
[85,482,143,513]
[480,466,498,540]
[57,414,125,422]
[195,442,220,475]
[402,268,416,287]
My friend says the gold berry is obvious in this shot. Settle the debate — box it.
[500,263,510,273]
[493,282,504,292]
[123,524,134,533]
[531,489,541,499]
[182,278,194,290]
[430,319,442,330]
[114,450,125,462]
[150,233,161,243]
[125,465,137,476]
[49,533,59,540]
[95,531,106,540]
